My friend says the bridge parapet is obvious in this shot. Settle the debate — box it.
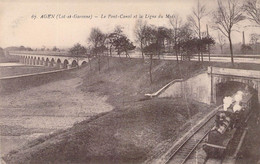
[8,51,89,68]
[208,67,260,79]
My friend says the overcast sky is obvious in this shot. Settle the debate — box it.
[0,0,259,48]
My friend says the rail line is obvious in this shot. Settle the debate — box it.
[164,106,223,164]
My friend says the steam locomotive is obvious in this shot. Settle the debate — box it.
[203,90,255,159]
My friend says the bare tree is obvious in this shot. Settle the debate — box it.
[250,33,260,44]
[218,32,226,54]
[187,0,208,62]
[134,19,148,60]
[88,27,106,72]
[243,0,260,25]
[213,0,245,65]
[169,14,182,63]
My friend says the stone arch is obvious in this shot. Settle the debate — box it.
[57,58,62,68]
[63,59,69,69]
[37,57,40,65]
[81,61,87,67]
[50,58,55,67]
[45,58,50,66]
[33,57,36,65]
[24,56,29,64]
[71,60,78,67]
[19,56,24,63]
[29,56,33,65]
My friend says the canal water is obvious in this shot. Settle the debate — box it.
[0,63,25,67]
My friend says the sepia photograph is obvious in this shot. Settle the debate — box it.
[0,0,260,163]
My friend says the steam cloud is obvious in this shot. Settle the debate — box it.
[223,90,245,112]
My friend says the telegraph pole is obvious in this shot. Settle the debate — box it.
[207,24,211,62]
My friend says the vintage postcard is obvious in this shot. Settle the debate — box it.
[0,0,260,163]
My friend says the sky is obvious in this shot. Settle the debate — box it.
[0,0,259,49]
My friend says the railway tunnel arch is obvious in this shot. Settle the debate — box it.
[215,81,258,106]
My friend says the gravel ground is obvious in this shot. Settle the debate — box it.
[0,77,113,157]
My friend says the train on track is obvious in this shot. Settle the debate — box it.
[203,89,257,160]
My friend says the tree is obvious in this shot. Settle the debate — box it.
[69,43,87,68]
[143,25,168,83]
[134,19,148,60]
[41,46,46,51]
[218,32,226,54]
[241,44,253,54]
[177,23,194,61]
[179,38,198,61]
[52,46,59,51]
[243,0,260,25]
[213,0,245,65]
[0,47,4,56]
[69,43,86,56]
[109,26,135,58]
[88,27,106,72]
[156,27,171,59]
[144,43,162,84]
[199,36,215,54]
[169,14,183,62]
[250,33,260,44]
[112,34,135,58]
[187,0,208,62]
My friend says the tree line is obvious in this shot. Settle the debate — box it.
[68,0,259,83]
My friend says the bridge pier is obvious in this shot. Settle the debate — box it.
[25,58,29,65]
[47,62,52,67]
[39,60,43,65]
[30,58,33,65]
[32,59,36,65]
[36,59,40,65]
[55,62,63,69]
[19,57,23,63]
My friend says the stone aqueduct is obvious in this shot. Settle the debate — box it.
[10,52,89,69]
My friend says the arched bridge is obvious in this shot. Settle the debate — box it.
[9,51,89,69]
[208,66,260,104]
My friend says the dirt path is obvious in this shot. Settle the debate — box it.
[0,76,113,156]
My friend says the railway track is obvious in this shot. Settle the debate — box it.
[165,106,223,164]
[143,105,222,164]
